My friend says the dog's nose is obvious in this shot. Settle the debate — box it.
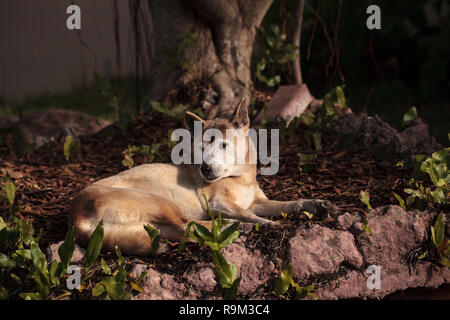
[201,164,213,175]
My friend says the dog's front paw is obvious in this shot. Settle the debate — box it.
[300,199,340,219]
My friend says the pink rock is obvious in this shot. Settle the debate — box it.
[222,242,275,295]
[131,265,197,300]
[317,206,450,299]
[185,263,217,292]
[255,84,312,124]
[289,224,363,281]
[336,212,361,230]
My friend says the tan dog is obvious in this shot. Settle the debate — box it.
[69,100,337,255]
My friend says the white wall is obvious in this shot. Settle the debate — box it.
[0,0,136,101]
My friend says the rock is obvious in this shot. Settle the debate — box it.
[131,264,197,300]
[185,263,217,292]
[222,242,275,295]
[289,225,363,281]
[316,206,450,299]
[326,113,441,164]
[398,118,443,156]
[255,84,312,125]
[336,212,361,231]
[46,241,86,264]
[2,109,111,148]
[128,206,447,300]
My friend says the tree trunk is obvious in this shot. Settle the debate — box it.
[146,0,273,117]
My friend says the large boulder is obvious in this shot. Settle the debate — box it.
[288,225,363,281]
[326,113,441,164]
[316,206,450,299]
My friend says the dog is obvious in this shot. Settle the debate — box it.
[69,99,338,255]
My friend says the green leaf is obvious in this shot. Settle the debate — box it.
[63,136,81,161]
[99,275,129,300]
[406,195,415,209]
[431,226,436,247]
[0,287,8,300]
[115,246,124,269]
[360,191,373,210]
[204,240,219,251]
[92,283,106,297]
[212,251,236,288]
[219,222,240,244]
[275,263,293,295]
[4,181,15,205]
[223,277,241,300]
[30,243,50,299]
[19,292,42,300]
[144,224,161,254]
[312,132,322,151]
[84,220,104,269]
[49,260,60,286]
[439,257,450,267]
[57,227,75,276]
[433,212,445,248]
[101,258,111,275]
[15,249,31,260]
[178,221,195,252]
[393,192,406,209]
[0,252,16,268]
[298,153,317,163]
[430,188,445,205]
[192,223,213,242]
[402,106,417,127]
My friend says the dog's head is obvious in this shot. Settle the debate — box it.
[184,98,254,183]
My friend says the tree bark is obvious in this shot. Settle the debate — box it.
[146,0,273,117]
[290,0,305,85]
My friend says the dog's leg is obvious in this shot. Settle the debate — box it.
[71,186,213,255]
[209,196,277,225]
[249,197,339,219]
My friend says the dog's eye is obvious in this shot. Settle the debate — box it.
[210,136,215,143]
[221,142,228,149]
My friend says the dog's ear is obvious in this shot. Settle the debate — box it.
[184,111,205,132]
[230,97,249,128]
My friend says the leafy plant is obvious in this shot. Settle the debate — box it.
[360,191,372,210]
[63,135,81,161]
[166,28,197,72]
[274,116,299,143]
[1,178,23,218]
[300,85,348,151]
[297,153,317,173]
[149,100,187,120]
[360,191,372,234]
[402,106,418,128]
[94,73,132,130]
[274,263,317,300]
[144,224,161,254]
[0,179,76,300]
[92,246,131,300]
[255,25,298,87]
[430,212,449,267]
[396,147,449,208]
[82,220,103,280]
[122,144,162,169]
[179,195,241,299]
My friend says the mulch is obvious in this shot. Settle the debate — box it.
[0,105,433,299]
